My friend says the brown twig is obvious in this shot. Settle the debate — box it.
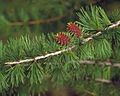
[95,78,111,84]
[84,90,96,96]
[10,15,66,26]
[79,60,120,68]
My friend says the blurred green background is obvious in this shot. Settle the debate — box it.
[0,0,120,42]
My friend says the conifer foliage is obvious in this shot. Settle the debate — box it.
[0,6,120,96]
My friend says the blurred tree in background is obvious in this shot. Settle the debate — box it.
[0,0,120,41]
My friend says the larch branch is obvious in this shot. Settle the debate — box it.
[5,20,120,65]
[79,60,120,68]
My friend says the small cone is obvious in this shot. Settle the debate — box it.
[67,22,81,38]
[55,32,70,46]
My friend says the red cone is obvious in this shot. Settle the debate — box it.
[67,22,81,38]
[55,32,70,46]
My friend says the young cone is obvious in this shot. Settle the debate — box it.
[55,32,70,46]
[67,22,81,38]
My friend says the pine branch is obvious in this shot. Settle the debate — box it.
[5,20,120,65]
[82,20,120,43]
[5,46,75,65]
[95,78,111,84]
[84,77,111,84]
[85,77,112,84]
[84,90,96,96]
[79,60,120,68]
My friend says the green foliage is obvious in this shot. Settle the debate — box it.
[0,41,3,62]
[104,27,120,60]
[6,65,25,87]
[50,63,69,87]
[0,15,10,30]
[27,63,44,85]
[77,39,112,60]
[0,0,83,39]
[5,38,25,61]
[0,5,120,95]
[77,6,111,32]
[108,9,120,22]
[0,72,8,92]
[78,42,95,59]
[94,39,112,59]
